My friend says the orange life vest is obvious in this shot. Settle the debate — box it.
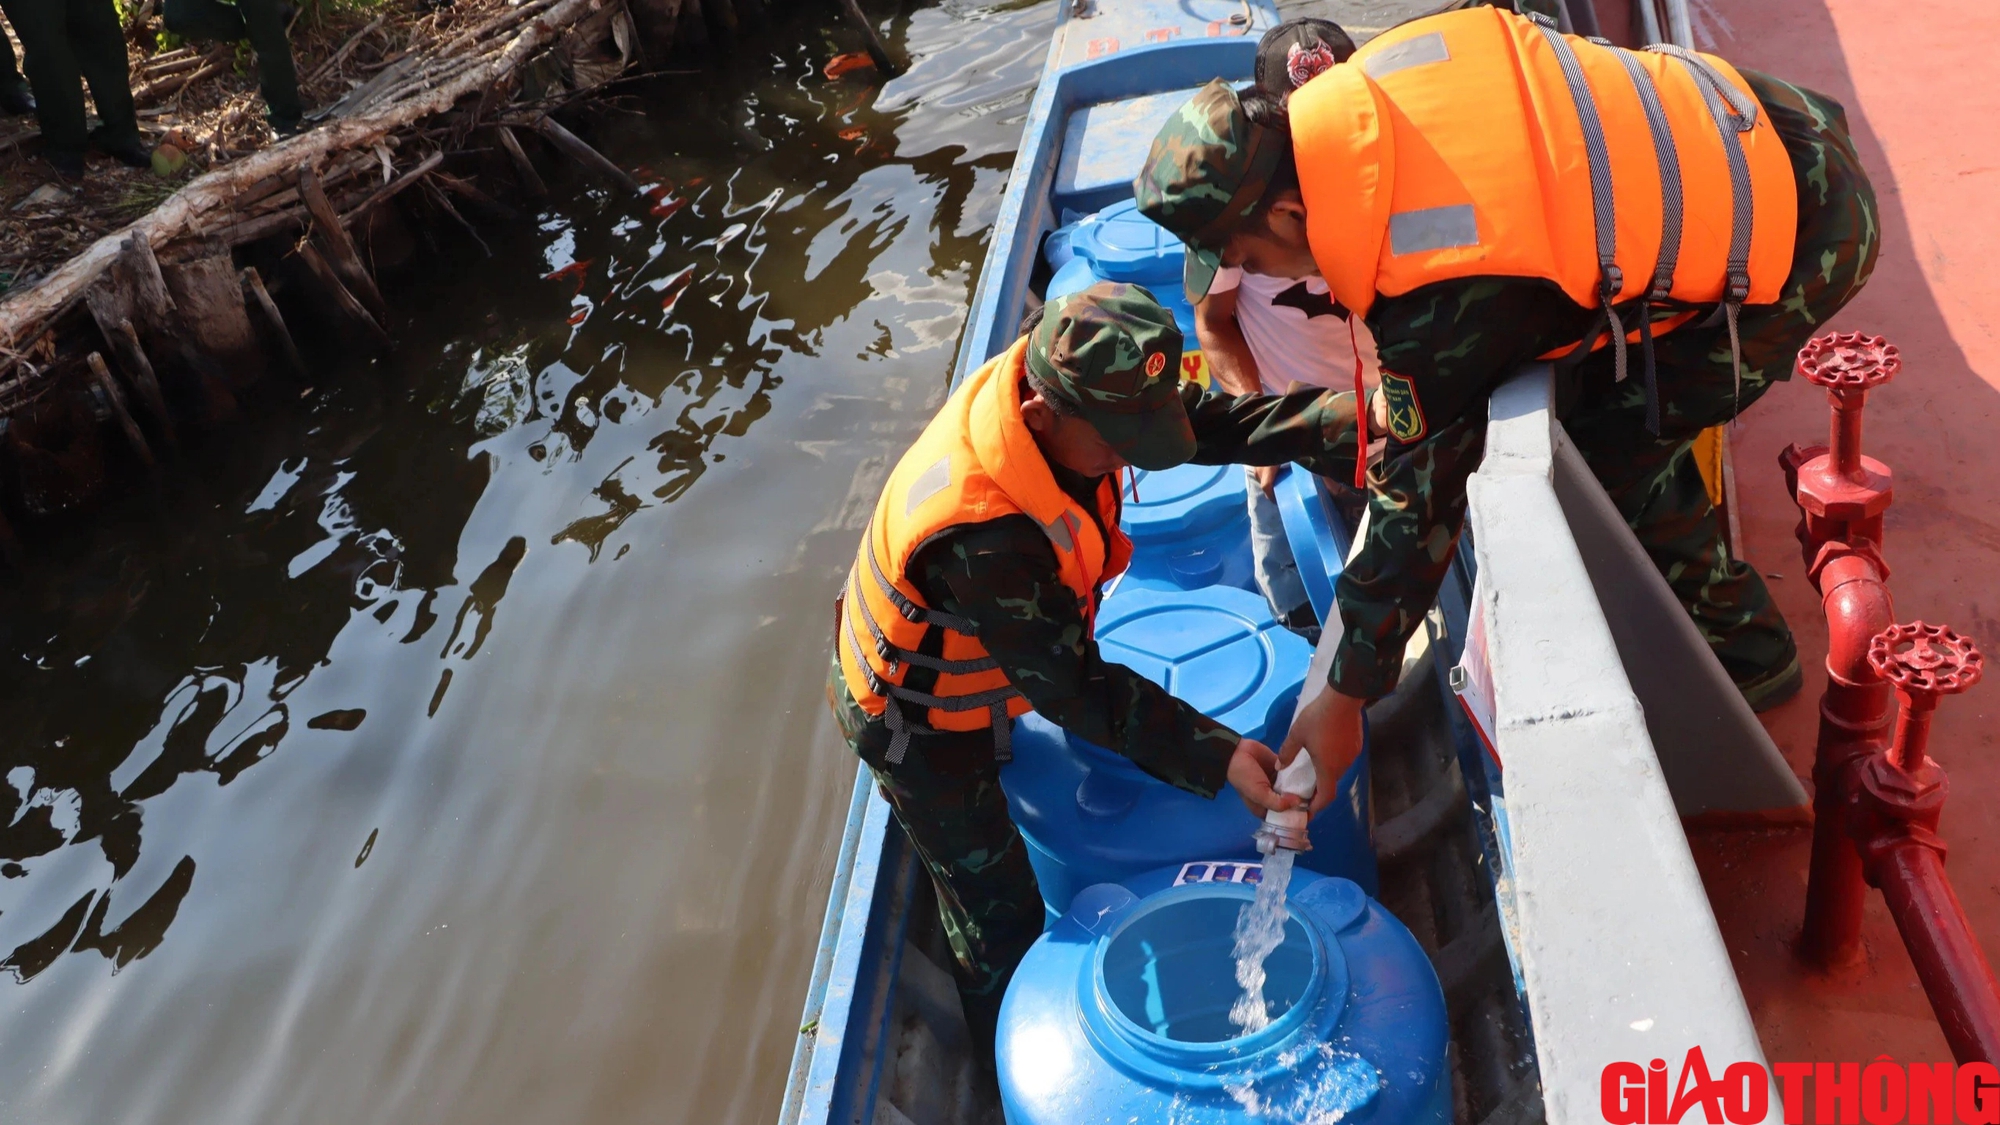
[837,337,1134,763]
[1289,7,1797,391]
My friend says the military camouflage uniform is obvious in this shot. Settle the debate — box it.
[831,330,1359,1047]
[1334,70,1877,699]
[1138,63,1876,705]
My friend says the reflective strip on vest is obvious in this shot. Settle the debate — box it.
[1389,205,1480,256]
[1521,14,1761,419]
[850,541,1020,765]
[1363,31,1449,79]
[1296,7,1795,337]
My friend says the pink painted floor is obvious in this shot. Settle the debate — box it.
[1677,0,2000,1072]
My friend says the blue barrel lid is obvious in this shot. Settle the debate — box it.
[998,863,1452,1125]
[1095,585,1309,743]
[1070,199,1185,287]
[1121,462,1247,547]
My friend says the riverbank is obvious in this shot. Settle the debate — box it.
[0,0,662,541]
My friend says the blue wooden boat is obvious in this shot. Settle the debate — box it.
[779,2,1814,1121]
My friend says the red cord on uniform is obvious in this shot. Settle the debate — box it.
[1350,315,1367,491]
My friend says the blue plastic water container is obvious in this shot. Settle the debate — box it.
[1045,199,1197,338]
[998,862,1452,1125]
[1119,462,1255,593]
[1001,585,1375,919]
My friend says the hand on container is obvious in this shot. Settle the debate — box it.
[1226,738,1301,817]
[1280,688,1364,816]
[1254,463,1281,499]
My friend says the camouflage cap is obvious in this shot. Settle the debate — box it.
[1026,282,1194,471]
[1133,79,1286,304]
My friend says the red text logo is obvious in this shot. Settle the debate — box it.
[1601,1048,2000,1124]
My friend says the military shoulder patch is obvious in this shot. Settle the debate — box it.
[1380,372,1427,443]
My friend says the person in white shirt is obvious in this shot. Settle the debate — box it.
[1194,17,1371,638]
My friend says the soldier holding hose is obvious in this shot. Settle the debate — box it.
[1136,5,1877,796]
[827,282,1364,1052]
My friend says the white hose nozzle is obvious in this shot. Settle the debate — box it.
[1258,752,1317,853]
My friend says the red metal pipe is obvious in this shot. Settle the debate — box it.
[1798,554,1895,971]
[1852,623,2000,1065]
[1830,395,1866,479]
[1874,842,2000,1064]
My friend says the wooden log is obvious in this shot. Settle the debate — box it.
[295,241,391,350]
[163,244,266,387]
[495,125,547,196]
[299,165,389,322]
[340,150,445,223]
[219,208,306,247]
[83,287,178,452]
[533,115,638,193]
[0,0,603,361]
[87,352,159,475]
[240,267,308,380]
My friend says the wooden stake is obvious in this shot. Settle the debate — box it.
[240,267,309,380]
[295,242,391,350]
[533,115,639,193]
[341,150,446,223]
[84,284,177,448]
[834,0,898,74]
[97,315,178,453]
[87,352,158,475]
[495,126,548,197]
[299,166,389,323]
[435,172,522,222]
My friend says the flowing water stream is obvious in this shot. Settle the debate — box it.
[0,5,1054,1122]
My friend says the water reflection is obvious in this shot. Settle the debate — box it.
[0,4,1052,1121]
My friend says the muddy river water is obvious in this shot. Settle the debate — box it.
[0,4,1056,1120]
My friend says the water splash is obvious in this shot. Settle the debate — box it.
[1223,1038,1382,1123]
[1228,840,1297,1034]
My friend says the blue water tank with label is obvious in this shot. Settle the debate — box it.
[1119,462,1254,593]
[1045,199,1196,337]
[1001,585,1375,920]
[998,862,1452,1125]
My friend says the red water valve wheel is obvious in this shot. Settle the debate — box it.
[1870,622,1984,700]
[1869,622,1983,769]
[1797,332,1901,391]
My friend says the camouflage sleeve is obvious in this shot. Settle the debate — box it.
[1183,381,1362,480]
[913,520,1240,797]
[1328,279,1592,699]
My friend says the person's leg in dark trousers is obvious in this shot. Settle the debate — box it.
[162,0,299,127]
[0,19,37,113]
[852,726,1045,1056]
[0,0,137,159]
[1564,75,1879,707]
[1,0,90,154]
[67,0,138,151]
